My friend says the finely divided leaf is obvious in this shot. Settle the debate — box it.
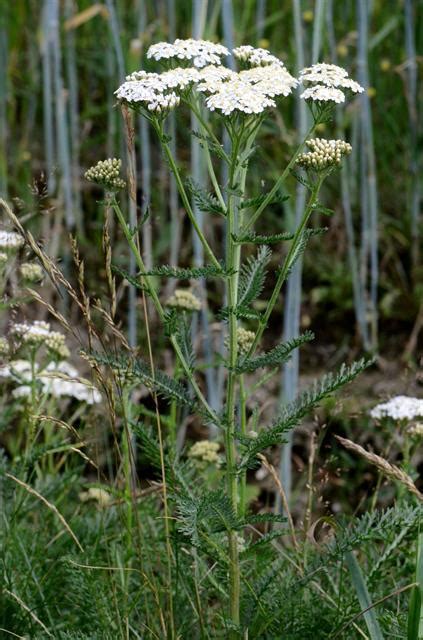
[234,331,314,374]
[239,358,373,469]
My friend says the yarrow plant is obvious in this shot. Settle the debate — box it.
[83,39,374,635]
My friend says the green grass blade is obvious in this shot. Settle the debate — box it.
[345,550,384,640]
[408,531,423,640]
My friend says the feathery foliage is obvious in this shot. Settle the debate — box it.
[239,359,373,469]
[234,331,314,373]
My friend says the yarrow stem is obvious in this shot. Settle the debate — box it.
[152,119,221,270]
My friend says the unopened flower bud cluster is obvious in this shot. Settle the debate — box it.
[85,158,126,191]
[225,327,256,355]
[297,138,352,170]
[45,331,71,359]
[20,262,44,283]
[188,440,221,466]
[407,423,423,438]
[166,289,201,312]
[237,327,255,355]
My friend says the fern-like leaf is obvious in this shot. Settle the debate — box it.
[238,245,271,309]
[284,228,328,279]
[186,178,226,217]
[239,358,373,469]
[233,231,294,245]
[144,264,228,278]
[234,331,314,374]
[176,489,240,547]
[88,350,195,409]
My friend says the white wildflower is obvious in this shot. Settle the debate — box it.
[115,79,180,114]
[205,78,276,115]
[166,289,201,312]
[10,320,51,345]
[0,230,25,251]
[233,45,284,68]
[370,396,423,421]
[0,359,36,381]
[299,63,364,93]
[240,64,298,97]
[300,85,346,104]
[196,65,236,94]
[147,38,229,68]
[12,361,101,404]
[0,252,8,265]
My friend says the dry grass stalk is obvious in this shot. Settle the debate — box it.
[4,588,54,638]
[5,473,84,550]
[257,453,299,551]
[335,435,423,502]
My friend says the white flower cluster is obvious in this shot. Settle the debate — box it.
[297,138,352,170]
[9,320,70,359]
[117,42,297,117]
[233,45,284,67]
[188,440,221,465]
[0,252,8,265]
[10,320,51,344]
[147,38,229,68]
[20,262,44,283]
[85,158,125,190]
[0,359,101,405]
[116,79,180,114]
[299,63,364,103]
[166,289,201,312]
[205,77,276,115]
[370,395,423,421]
[0,230,25,251]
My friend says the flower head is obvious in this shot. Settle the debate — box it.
[12,361,101,405]
[240,64,298,98]
[370,396,423,421]
[299,63,364,104]
[296,138,352,170]
[205,78,276,115]
[166,289,201,312]
[10,320,51,345]
[147,38,229,68]
[233,45,284,68]
[300,85,346,104]
[0,231,25,251]
[85,158,126,191]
